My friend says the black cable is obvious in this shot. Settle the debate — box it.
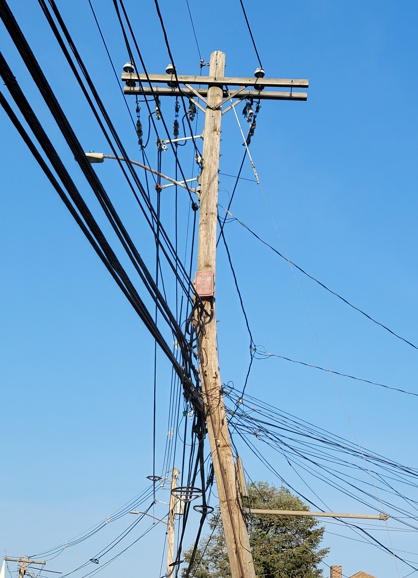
[172,437,206,578]
[217,152,247,244]
[181,449,215,578]
[150,0,203,158]
[0,79,150,335]
[227,390,418,478]
[218,223,255,401]
[184,0,203,63]
[0,92,109,288]
[224,208,418,352]
[37,487,158,571]
[87,0,136,129]
[1,2,207,568]
[40,0,198,329]
[151,180,162,499]
[40,0,197,318]
[0,48,200,411]
[183,516,219,578]
[1,0,203,411]
[114,0,201,199]
[78,517,159,578]
[227,390,418,524]
[238,0,263,68]
[234,429,418,570]
[253,346,418,397]
[106,2,203,381]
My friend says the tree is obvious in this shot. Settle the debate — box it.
[182,482,329,578]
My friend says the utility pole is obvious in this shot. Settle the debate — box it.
[4,557,46,578]
[123,51,308,578]
[166,467,179,577]
[195,51,255,578]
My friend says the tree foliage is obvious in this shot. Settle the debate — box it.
[182,482,329,578]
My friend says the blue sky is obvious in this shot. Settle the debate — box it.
[2,2,418,578]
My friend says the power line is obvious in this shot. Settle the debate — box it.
[39,1,204,513]
[227,396,418,567]
[114,0,202,194]
[252,346,418,398]
[151,0,203,157]
[29,485,155,559]
[87,0,136,128]
[184,0,203,63]
[238,0,263,69]
[218,223,255,400]
[222,206,418,352]
[1,0,204,413]
[40,0,197,311]
[0,49,199,412]
[226,389,418,510]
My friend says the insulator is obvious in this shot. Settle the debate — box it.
[173,119,179,137]
[136,120,143,138]
[175,100,180,114]
[244,120,257,146]
[243,98,254,122]
[155,97,161,120]
[188,100,196,121]
[123,61,135,74]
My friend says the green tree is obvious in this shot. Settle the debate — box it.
[182,482,329,578]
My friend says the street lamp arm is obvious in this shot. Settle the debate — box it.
[85,152,197,193]
[129,510,168,525]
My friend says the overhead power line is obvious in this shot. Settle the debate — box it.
[0,48,200,412]
[184,0,203,63]
[225,389,418,571]
[252,346,418,398]
[87,0,136,127]
[39,0,197,307]
[113,0,202,185]
[0,0,203,395]
[238,0,263,69]
[221,206,418,352]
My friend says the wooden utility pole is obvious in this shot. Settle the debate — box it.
[166,467,179,577]
[123,51,308,578]
[4,557,46,578]
[194,51,255,578]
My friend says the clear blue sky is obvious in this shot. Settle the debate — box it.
[2,2,418,578]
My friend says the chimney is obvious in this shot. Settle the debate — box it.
[330,566,342,578]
